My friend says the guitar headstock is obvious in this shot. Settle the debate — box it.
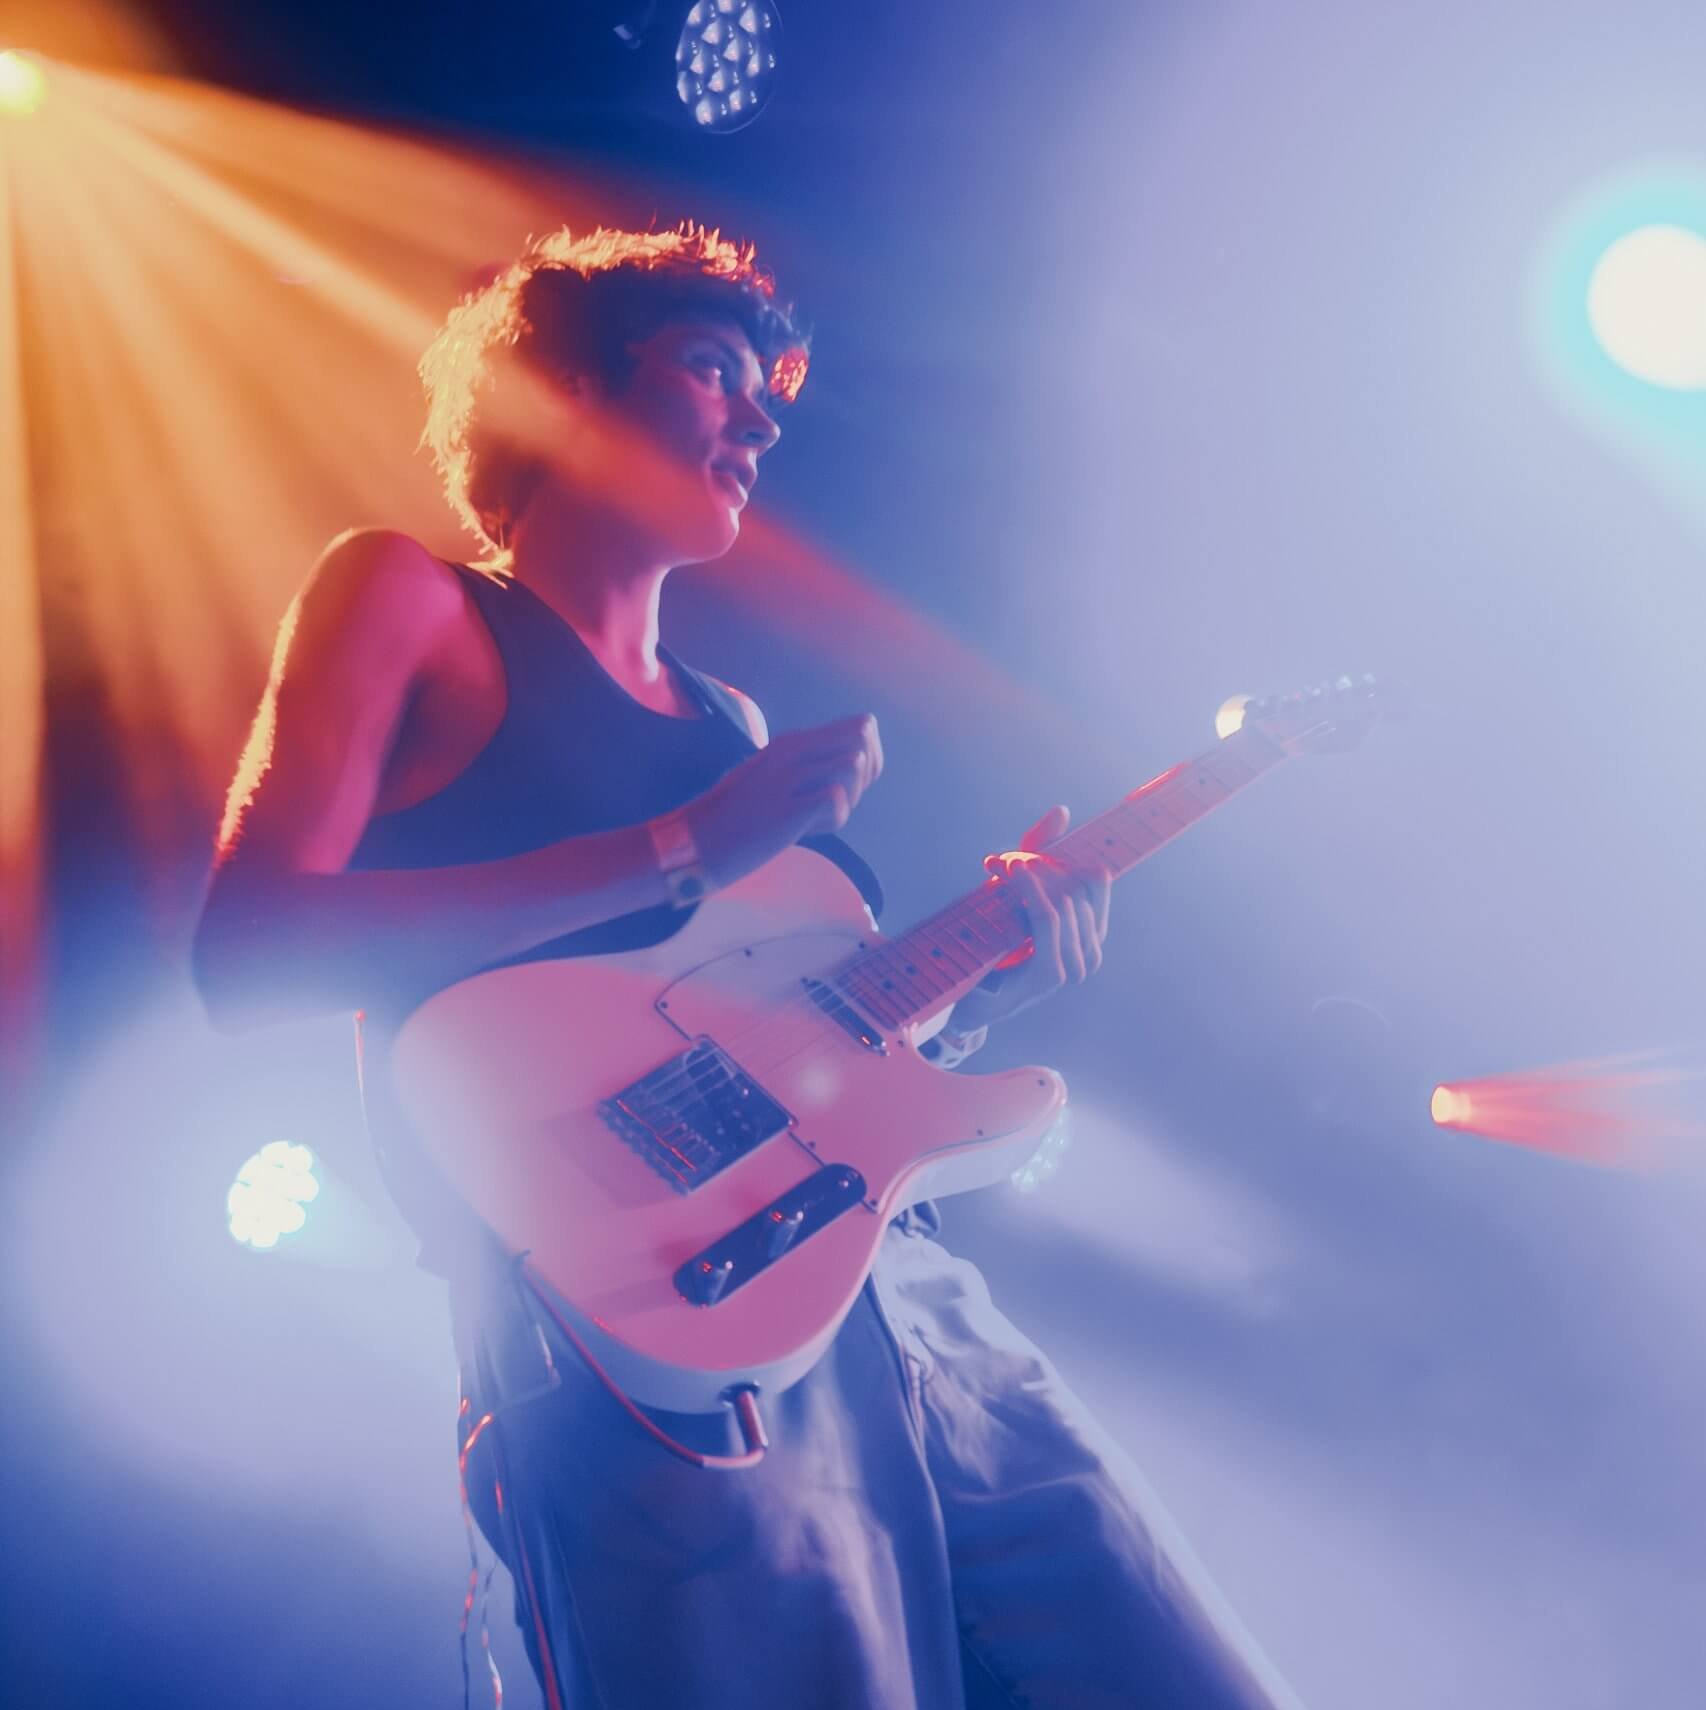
[1218,674,1397,755]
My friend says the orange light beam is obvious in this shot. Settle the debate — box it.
[0,126,45,1087]
[59,82,439,351]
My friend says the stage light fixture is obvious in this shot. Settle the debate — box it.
[0,49,48,116]
[227,1140,321,1251]
[1214,695,1250,739]
[1587,223,1706,390]
[1430,1085,1471,1126]
[675,0,781,133]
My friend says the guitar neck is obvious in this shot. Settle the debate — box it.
[831,723,1289,1032]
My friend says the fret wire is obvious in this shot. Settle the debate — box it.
[1101,823,1148,859]
[971,899,1029,966]
[847,909,984,1012]
[909,948,958,999]
[1203,750,1257,791]
[1216,732,1281,782]
[907,928,973,991]
[909,916,977,984]
[1059,817,1128,868]
[1201,745,1251,786]
[967,891,1022,951]
[916,919,980,980]
[849,966,904,1017]
[887,935,957,1000]
[855,928,976,1026]
[863,928,961,1015]
[1208,745,1249,779]
[855,983,907,1029]
[1107,809,1162,851]
[1068,822,1145,870]
[1179,768,1231,803]
[836,969,888,1021]
[1136,794,1192,834]
[863,950,932,1014]
[834,737,1301,1033]
[839,962,904,1026]
[952,898,1007,953]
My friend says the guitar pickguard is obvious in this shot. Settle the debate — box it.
[390,848,1066,1410]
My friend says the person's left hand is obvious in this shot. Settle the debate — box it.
[945,804,1114,1032]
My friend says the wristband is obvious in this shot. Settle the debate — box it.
[648,809,712,908]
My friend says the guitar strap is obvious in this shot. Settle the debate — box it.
[663,648,886,923]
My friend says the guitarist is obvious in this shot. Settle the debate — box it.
[194,224,1298,1710]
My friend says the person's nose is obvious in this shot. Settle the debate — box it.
[730,390,781,454]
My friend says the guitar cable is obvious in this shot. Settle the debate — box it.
[517,1256,771,1470]
[356,1015,769,1473]
[455,1398,507,1710]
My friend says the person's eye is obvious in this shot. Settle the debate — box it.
[686,349,730,384]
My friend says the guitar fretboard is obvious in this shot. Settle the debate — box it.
[831,723,1288,1032]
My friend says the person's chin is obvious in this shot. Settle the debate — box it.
[676,514,741,565]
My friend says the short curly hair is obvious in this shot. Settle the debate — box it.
[418,222,809,570]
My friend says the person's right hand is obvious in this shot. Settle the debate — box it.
[683,714,884,890]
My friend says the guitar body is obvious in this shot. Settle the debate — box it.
[386,675,1387,1414]
[390,846,1066,1413]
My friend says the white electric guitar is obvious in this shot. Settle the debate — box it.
[389,677,1389,1412]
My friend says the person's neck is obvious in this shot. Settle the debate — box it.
[508,506,673,682]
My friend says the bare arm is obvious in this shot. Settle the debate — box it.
[194,531,884,1031]
[196,829,674,1031]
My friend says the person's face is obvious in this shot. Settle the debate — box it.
[585,316,783,563]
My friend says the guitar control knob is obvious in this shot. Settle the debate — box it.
[693,1258,736,1305]
[765,1208,806,1258]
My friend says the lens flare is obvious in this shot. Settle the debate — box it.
[0,51,48,117]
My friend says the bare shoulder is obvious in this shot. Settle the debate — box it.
[300,527,466,642]
[206,530,480,870]
[705,674,769,747]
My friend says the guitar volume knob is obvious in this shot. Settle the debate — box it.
[765,1208,806,1258]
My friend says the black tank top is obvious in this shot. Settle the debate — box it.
[349,565,880,931]
[348,564,882,1271]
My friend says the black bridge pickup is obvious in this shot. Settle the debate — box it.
[675,1166,868,1306]
[599,1039,792,1194]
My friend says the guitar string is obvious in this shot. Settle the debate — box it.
[610,882,1026,1114]
[605,737,1290,1124]
[599,912,1015,1134]
[619,886,1021,1115]
[610,799,1192,1120]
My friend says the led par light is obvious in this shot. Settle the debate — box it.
[675,0,781,133]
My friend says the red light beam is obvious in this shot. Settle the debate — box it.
[1430,1049,1706,1170]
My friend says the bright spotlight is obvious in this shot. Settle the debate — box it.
[1430,1085,1472,1127]
[0,50,48,117]
[228,1140,321,1251]
[1214,694,1250,740]
[1586,224,1706,390]
[675,0,780,133]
